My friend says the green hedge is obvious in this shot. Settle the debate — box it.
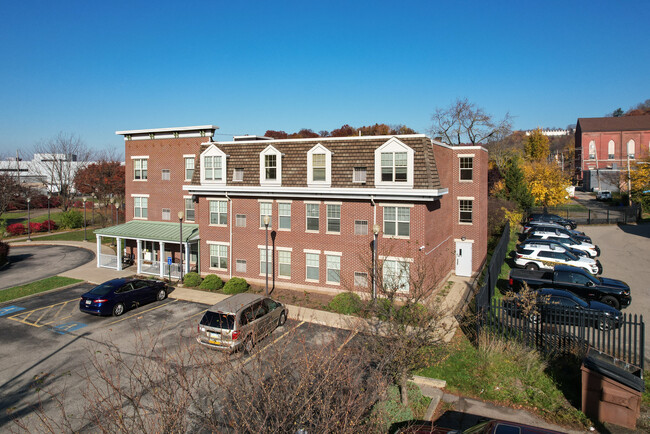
[328,292,362,315]
[223,277,249,294]
[183,272,202,287]
[60,210,84,229]
[199,274,223,291]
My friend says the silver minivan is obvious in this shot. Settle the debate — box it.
[197,293,288,352]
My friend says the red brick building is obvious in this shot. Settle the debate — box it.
[575,116,650,191]
[95,125,487,297]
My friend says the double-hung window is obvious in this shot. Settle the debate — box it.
[210,200,227,225]
[305,253,319,281]
[204,156,222,181]
[381,152,407,182]
[459,200,473,223]
[134,197,148,219]
[185,157,195,180]
[383,206,410,237]
[134,158,148,180]
[210,244,227,270]
[260,248,271,275]
[265,154,277,180]
[326,204,341,233]
[278,202,291,230]
[459,157,473,181]
[383,260,410,293]
[162,169,170,181]
[306,203,319,231]
[185,198,195,222]
[326,255,340,284]
[278,250,291,278]
[260,202,272,228]
[312,154,326,181]
[354,220,368,235]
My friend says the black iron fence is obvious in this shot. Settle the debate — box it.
[482,298,645,370]
[529,205,640,225]
[474,221,510,312]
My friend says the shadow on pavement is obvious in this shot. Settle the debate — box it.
[5,253,33,265]
[617,222,650,239]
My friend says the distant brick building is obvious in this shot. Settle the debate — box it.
[575,116,650,191]
[95,125,487,297]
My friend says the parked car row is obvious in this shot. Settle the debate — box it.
[79,278,288,353]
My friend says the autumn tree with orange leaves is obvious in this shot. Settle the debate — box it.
[74,160,125,206]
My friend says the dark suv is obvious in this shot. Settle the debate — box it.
[528,213,576,229]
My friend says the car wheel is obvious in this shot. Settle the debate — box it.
[600,296,620,310]
[112,303,125,317]
[278,311,287,327]
[525,263,539,271]
[565,224,572,230]
[596,261,603,274]
[597,317,613,331]
[156,288,167,301]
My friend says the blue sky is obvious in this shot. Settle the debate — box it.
[1,0,648,154]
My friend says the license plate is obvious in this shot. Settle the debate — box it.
[85,300,91,305]
[208,339,221,345]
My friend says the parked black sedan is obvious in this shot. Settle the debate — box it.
[528,213,577,229]
[79,278,168,316]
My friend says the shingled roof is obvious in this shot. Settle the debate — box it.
[190,135,442,190]
[577,116,650,133]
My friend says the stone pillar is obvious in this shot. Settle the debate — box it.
[96,236,101,267]
[136,239,142,274]
[116,237,122,271]
[159,241,165,277]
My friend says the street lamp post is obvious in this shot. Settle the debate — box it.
[115,202,120,226]
[178,211,184,283]
[110,198,115,225]
[372,224,380,301]
[264,214,270,297]
[46,193,51,232]
[82,197,88,241]
[26,197,32,242]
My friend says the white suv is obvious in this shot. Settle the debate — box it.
[515,244,599,274]
[526,234,599,257]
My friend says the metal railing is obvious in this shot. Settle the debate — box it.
[99,254,117,269]
[141,260,160,276]
[529,206,640,225]
[164,262,181,279]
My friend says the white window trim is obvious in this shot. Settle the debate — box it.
[260,144,282,186]
[259,246,272,277]
[459,156,474,183]
[324,250,342,256]
[208,243,228,271]
[184,196,196,223]
[130,155,149,159]
[374,137,414,188]
[130,193,150,197]
[184,155,196,181]
[305,202,320,233]
[378,202,414,208]
[457,196,475,200]
[453,238,474,243]
[382,205,410,239]
[207,240,230,246]
[209,199,228,227]
[133,195,148,220]
[132,157,149,181]
[200,144,227,185]
[458,198,474,225]
[303,249,321,254]
[277,249,291,279]
[307,143,332,187]
[457,154,475,158]
[379,255,414,262]
[325,254,341,286]
[277,201,292,232]
[259,201,273,229]
[305,252,320,283]
[326,203,341,235]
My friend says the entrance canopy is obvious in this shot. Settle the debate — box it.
[94,220,199,243]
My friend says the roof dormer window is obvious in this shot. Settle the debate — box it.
[260,145,282,186]
[307,144,332,187]
[374,138,414,188]
[200,144,227,185]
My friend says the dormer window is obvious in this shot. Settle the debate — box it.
[200,144,227,185]
[374,138,414,188]
[260,145,282,186]
[307,144,332,187]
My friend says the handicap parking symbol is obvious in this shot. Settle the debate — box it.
[51,322,87,335]
[0,306,25,317]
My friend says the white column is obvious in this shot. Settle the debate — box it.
[185,242,190,274]
[96,235,101,267]
[136,239,142,274]
[159,241,165,277]
[116,237,123,271]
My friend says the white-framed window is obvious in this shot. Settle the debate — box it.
[306,203,319,231]
[236,214,247,227]
[353,167,367,183]
[459,199,473,223]
[278,202,291,230]
[326,204,341,233]
[459,157,473,181]
[260,201,272,228]
[210,200,227,225]
[162,208,171,221]
[134,158,148,180]
[201,145,227,184]
[588,140,596,160]
[608,140,615,160]
[233,168,244,182]
[326,254,341,284]
[354,220,368,235]
[278,250,291,278]
[383,260,410,293]
[374,138,414,187]
[627,139,636,159]
[210,244,228,270]
[307,144,332,186]
[354,271,368,288]
[185,198,195,222]
[184,157,195,180]
[260,145,282,185]
[134,196,148,219]
[236,259,247,273]
[383,206,410,237]
[305,253,319,281]
[162,169,171,181]
[260,247,271,275]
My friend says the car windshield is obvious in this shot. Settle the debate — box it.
[88,281,122,296]
[200,311,235,330]
[565,251,579,261]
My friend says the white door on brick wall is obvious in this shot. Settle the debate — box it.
[455,241,472,277]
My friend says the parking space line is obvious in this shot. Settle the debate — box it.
[243,321,305,365]
[8,298,81,327]
[106,299,178,325]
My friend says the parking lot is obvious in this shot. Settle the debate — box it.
[0,283,357,430]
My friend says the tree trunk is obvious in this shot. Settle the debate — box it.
[399,372,409,406]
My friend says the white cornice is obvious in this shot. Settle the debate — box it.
[215,134,428,146]
[116,125,219,135]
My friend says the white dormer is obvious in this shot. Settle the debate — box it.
[307,143,332,187]
[374,137,414,188]
[260,145,282,186]
[200,144,227,185]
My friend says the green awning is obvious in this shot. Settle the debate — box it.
[94,221,199,243]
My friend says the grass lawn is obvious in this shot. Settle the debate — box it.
[0,276,83,303]
[33,229,112,244]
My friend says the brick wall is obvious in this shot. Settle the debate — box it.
[580,131,650,171]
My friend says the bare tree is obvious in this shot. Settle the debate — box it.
[31,132,93,210]
[431,98,513,146]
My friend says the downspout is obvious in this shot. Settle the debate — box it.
[226,192,232,279]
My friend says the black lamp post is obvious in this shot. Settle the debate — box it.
[264,214,270,297]
[46,193,51,232]
[178,211,184,283]
[372,224,380,301]
[110,197,115,225]
[82,196,88,241]
[26,197,32,242]
[115,202,119,226]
